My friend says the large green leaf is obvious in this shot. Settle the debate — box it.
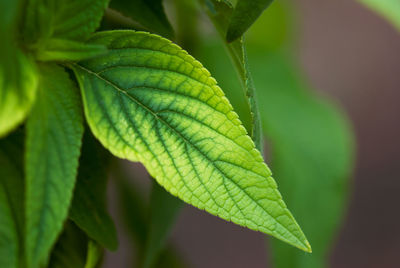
[0,0,38,137]
[25,64,84,268]
[358,0,400,31]
[0,132,24,268]
[72,30,310,252]
[226,0,274,42]
[203,0,263,151]
[110,0,173,38]
[69,132,118,251]
[24,0,109,45]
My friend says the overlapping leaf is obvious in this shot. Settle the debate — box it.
[25,64,84,268]
[203,0,263,151]
[69,132,118,250]
[226,0,274,42]
[110,0,173,38]
[73,30,310,252]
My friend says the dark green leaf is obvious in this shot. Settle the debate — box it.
[25,64,84,268]
[226,0,274,42]
[110,0,173,38]
[73,30,310,252]
[0,132,24,268]
[69,131,118,251]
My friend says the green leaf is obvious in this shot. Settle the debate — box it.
[73,30,310,252]
[142,182,183,268]
[0,0,38,137]
[203,0,263,152]
[36,39,107,62]
[226,0,274,42]
[25,64,84,268]
[84,241,103,268]
[69,131,118,251]
[110,0,173,38]
[24,0,110,45]
[358,0,400,31]
[0,132,24,268]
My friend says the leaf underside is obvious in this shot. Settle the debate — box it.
[73,30,310,252]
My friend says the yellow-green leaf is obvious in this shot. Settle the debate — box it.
[73,30,310,252]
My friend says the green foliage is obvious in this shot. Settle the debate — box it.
[358,0,400,31]
[226,0,275,42]
[246,3,354,267]
[73,30,310,252]
[0,0,358,266]
[0,0,38,137]
[203,0,263,151]
[25,64,84,268]
[110,0,173,38]
[69,132,118,251]
[0,132,24,268]
[142,183,183,268]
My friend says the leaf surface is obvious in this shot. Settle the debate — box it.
[69,132,118,251]
[24,0,109,44]
[358,0,400,31]
[73,30,310,252]
[110,0,173,38]
[0,132,24,268]
[25,64,84,268]
[226,0,274,42]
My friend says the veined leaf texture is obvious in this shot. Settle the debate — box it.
[73,30,311,252]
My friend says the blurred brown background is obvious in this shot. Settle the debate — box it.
[104,0,400,267]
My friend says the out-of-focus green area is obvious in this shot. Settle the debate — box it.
[197,1,355,267]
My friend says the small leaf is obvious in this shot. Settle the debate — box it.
[36,39,107,62]
[84,241,103,268]
[73,30,310,252]
[0,132,24,268]
[0,0,38,137]
[142,182,183,268]
[110,0,173,38]
[25,64,84,268]
[69,131,118,251]
[358,0,400,31]
[226,0,274,42]
[204,0,263,151]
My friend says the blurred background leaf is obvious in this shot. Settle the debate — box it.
[198,0,355,267]
[358,0,400,31]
